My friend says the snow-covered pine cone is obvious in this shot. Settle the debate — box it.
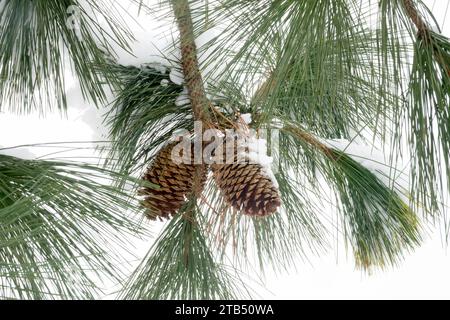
[211,136,281,216]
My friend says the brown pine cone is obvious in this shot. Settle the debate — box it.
[139,141,207,220]
[211,135,281,216]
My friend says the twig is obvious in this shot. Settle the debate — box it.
[402,0,450,76]
[402,0,429,38]
[172,0,211,198]
[172,0,212,124]
[251,73,340,161]
[283,125,339,161]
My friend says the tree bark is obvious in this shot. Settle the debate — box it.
[172,0,212,124]
[402,0,450,76]
[171,0,211,198]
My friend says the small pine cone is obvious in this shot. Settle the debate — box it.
[211,137,281,217]
[139,142,207,220]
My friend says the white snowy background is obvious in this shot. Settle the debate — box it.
[0,0,450,299]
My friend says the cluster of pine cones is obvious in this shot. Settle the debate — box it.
[139,135,281,220]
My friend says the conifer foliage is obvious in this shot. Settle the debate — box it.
[0,0,449,299]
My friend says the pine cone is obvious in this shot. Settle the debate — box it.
[211,136,281,216]
[140,141,207,220]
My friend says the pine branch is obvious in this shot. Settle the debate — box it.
[120,201,247,299]
[283,125,337,161]
[402,0,450,76]
[171,0,213,197]
[281,123,421,268]
[0,0,132,113]
[386,0,450,214]
[120,0,246,300]
[172,0,212,124]
[0,154,148,299]
[402,0,429,34]
[105,63,191,176]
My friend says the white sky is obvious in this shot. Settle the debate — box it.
[0,0,450,299]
